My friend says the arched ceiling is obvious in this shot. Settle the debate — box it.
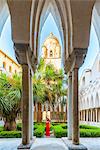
[0,0,9,37]
[70,0,95,49]
[92,1,100,48]
[39,1,64,48]
[7,0,32,44]
[37,0,65,65]
[0,0,96,73]
[32,0,71,66]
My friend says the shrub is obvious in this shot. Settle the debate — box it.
[60,123,67,129]
[17,123,22,131]
[54,125,67,138]
[34,124,39,130]
[0,131,22,138]
[80,129,100,137]
[0,126,4,132]
[52,122,60,126]
[80,124,100,129]
[50,124,54,131]
[34,125,45,137]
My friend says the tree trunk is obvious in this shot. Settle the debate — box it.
[37,103,42,123]
[4,118,16,131]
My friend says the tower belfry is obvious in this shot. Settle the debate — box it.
[42,33,61,70]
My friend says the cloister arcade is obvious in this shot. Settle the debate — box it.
[79,53,100,125]
[0,0,100,149]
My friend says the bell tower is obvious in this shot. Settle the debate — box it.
[42,33,61,70]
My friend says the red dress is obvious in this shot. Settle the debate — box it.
[46,120,50,136]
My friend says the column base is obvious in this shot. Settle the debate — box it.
[67,143,87,150]
[62,138,88,150]
[17,138,35,150]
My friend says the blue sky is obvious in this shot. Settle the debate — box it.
[39,14,62,56]
[0,15,99,77]
[0,16,16,61]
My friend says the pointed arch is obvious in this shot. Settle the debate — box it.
[92,1,100,48]
[91,95,94,108]
[30,0,73,67]
[87,97,89,108]
[0,0,9,37]
[95,92,99,107]
[38,0,65,63]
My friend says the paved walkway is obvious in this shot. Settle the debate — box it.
[62,137,100,150]
[0,138,100,150]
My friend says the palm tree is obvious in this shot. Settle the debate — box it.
[33,59,46,122]
[0,73,22,130]
[33,58,67,122]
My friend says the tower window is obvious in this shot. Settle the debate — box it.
[3,62,6,69]
[15,70,17,74]
[50,50,53,57]
[9,66,12,73]
[82,76,85,86]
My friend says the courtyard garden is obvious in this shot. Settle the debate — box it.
[0,59,100,139]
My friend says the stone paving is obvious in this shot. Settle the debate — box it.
[0,138,100,150]
[62,137,100,150]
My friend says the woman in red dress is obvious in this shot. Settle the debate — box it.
[46,117,50,137]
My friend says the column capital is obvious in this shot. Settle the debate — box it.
[72,48,87,69]
[14,43,37,72]
[14,43,29,65]
[65,48,87,73]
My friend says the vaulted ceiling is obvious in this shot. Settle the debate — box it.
[0,0,98,72]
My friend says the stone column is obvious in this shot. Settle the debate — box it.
[22,64,30,145]
[82,110,84,121]
[65,48,87,148]
[81,111,82,121]
[67,72,72,140]
[84,110,85,121]
[72,64,79,145]
[93,109,95,122]
[80,111,82,121]
[29,70,33,140]
[91,109,93,122]
[14,44,35,149]
[98,109,100,122]
[83,111,84,121]
[86,110,88,122]
[96,109,98,122]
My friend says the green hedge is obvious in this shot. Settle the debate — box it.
[1,123,100,138]
[54,125,67,138]
[80,129,100,137]
[52,123,60,126]
[17,122,46,131]
[17,123,22,131]
[0,131,22,138]
[34,125,45,137]
[60,123,67,129]
[50,124,54,131]
[80,124,100,129]
[54,124,100,138]
[0,126,4,132]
